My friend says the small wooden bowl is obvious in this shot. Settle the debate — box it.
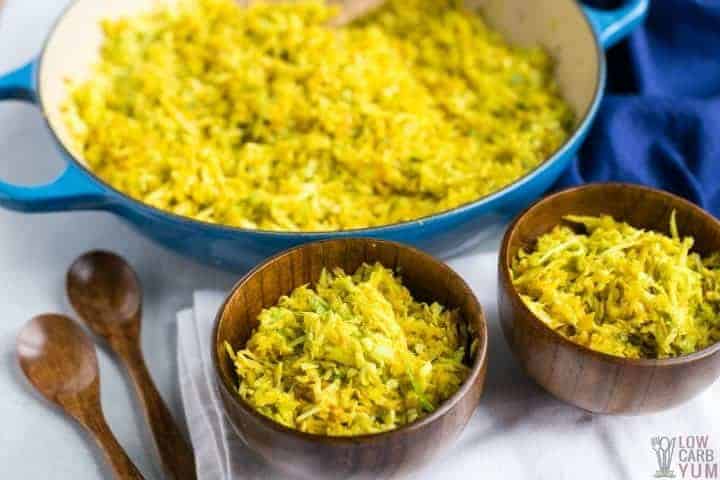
[498,183,720,414]
[213,238,488,479]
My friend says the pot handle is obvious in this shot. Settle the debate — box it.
[582,0,649,49]
[0,60,109,212]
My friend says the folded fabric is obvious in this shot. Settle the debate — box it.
[177,293,272,480]
[561,0,720,217]
[176,251,720,480]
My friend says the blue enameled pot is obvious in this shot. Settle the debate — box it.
[0,0,648,271]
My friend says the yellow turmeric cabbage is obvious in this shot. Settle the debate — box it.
[63,0,573,231]
[225,263,472,435]
[511,213,720,359]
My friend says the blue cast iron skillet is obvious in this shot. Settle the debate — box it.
[0,0,648,271]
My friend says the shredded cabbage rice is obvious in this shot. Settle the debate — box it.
[225,263,472,435]
[511,212,720,359]
[63,0,574,231]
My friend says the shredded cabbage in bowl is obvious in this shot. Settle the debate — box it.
[225,263,473,436]
[511,212,720,359]
[63,0,573,232]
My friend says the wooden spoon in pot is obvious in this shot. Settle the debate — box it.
[246,0,385,26]
[67,251,196,480]
[326,0,384,26]
[17,314,145,480]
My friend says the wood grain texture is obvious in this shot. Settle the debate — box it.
[67,251,197,480]
[17,314,145,480]
[498,183,720,414]
[213,238,488,480]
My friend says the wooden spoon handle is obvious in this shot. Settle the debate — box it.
[114,340,197,480]
[327,0,385,26]
[84,414,145,480]
[243,0,384,26]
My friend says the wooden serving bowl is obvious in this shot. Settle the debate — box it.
[213,238,488,479]
[498,183,720,414]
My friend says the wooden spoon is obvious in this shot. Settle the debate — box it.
[326,0,384,26]
[67,251,196,480]
[246,0,385,26]
[17,314,145,480]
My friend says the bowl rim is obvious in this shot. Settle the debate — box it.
[35,0,605,237]
[211,238,489,444]
[499,182,720,367]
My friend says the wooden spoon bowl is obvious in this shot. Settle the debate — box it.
[498,183,720,414]
[213,238,488,479]
[17,314,145,479]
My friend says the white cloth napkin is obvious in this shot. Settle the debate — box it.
[177,251,720,480]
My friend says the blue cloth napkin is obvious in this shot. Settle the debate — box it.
[560,0,720,217]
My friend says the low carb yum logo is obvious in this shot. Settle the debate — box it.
[652,436,676,478]
[652,435,719,479]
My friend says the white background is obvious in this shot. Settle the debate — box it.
[1,1,719,479]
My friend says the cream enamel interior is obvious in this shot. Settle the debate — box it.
[40,0,600,169]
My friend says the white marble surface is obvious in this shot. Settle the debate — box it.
[2,1,720,480]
